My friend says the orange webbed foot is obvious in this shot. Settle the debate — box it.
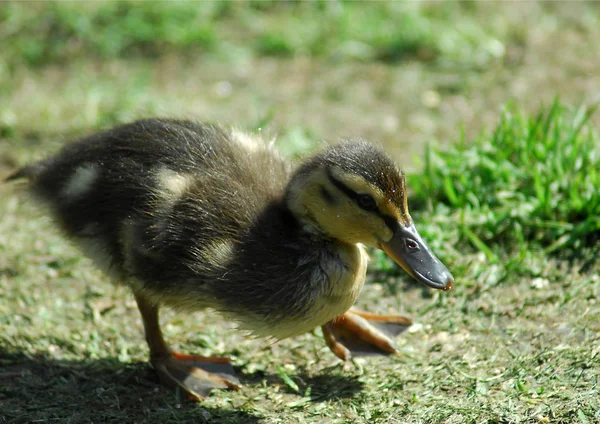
[322,308,412,361]
[152,353,241,401]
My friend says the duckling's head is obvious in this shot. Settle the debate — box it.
[286,139,453,291]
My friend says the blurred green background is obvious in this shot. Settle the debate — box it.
[1,2,599,423]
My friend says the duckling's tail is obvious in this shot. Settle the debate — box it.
[4,168,27,182]
[4,163,45,183]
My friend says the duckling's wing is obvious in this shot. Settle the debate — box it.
[12,119,288,284]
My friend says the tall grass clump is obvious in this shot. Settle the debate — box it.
[409,101,599,261]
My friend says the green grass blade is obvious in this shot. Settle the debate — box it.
[461,225,498,263]
[276,365,300,393]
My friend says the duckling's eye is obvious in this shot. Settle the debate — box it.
[357,194,377,211]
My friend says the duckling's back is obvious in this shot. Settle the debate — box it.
[12,119,291,283]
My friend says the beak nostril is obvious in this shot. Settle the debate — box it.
[406,239,418,250]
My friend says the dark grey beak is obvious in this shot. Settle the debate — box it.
[379,221,454,291]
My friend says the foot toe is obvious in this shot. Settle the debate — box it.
[323,310,412,359]
[153,354,241,400]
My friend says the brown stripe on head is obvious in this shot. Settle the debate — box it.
[288,139,414,228]
[397,172,411,224]
[311,139,413,224]
[378,171,411,225]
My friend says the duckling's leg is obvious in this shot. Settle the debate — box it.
[134,292,240,401]
[322,308,412,361]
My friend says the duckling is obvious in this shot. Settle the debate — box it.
[6,119,453,400]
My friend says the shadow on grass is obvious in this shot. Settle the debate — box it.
[297,372,365,402]
[1,350,367,423]
[242,366,365,402]
[0,351,259,424]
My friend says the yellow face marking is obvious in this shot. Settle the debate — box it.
[330,167,411,226]
[329,167,385,204]
[287,167,395,246]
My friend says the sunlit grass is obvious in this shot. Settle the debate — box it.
[370,102,600,291]
[410,101,599,258]
[2,96,598,423]
[1,2,599,422]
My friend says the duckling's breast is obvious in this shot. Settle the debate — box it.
[265,243,368,340]
[220,241,369,341]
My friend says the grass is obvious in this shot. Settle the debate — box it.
[371,102,600,278]
[1,1,510,68]
[415,102,599,257]
[1,1,600,423]
[2,103,598,423]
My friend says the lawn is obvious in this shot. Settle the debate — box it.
[1,2,599,423]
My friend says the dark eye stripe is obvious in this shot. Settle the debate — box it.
[320,186,335,205]
[326,168,359,201]
[382,215,398,231]
[326,168,398,231]
[357,193,377,211]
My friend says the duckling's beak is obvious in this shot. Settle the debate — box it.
[379,221,454,291]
